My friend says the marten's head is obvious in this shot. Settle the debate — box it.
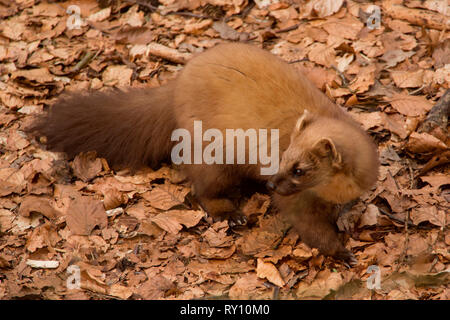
[267,110,379,204]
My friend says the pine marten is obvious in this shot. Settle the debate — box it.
[28,43,379,264]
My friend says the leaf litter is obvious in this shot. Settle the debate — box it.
[0,0,448,300]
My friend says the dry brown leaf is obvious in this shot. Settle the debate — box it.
[102,65,133,87]
[184,19,213,34]
[72,151,103,182]
[136,275,174,299]
[150,210,203,234]
[381,49,415,68]
[302,0,344,18]
[203,221,234,247]
[359,204,380,227]
[307,43,336,68]
[114,26,154,45]
[87,7,111,23]
[391,69,424,88]
[296,269,343,299]
[143,184,190,210]
[212,21,249,41]
[389,94,433,116]
[242,193,270,217]
[321,15,364,40]
[257,245,293,264]
[420,175,450,189]
[292,243,314,261]
[18,196,62,220]
[349,64,376,93]
[6,130,30,151]
[410,206,446,227]
[406,132,448,153]
[0,209,14,233]
[228,273,269,300]
[256,258,285,287]
[102,187,128,210]
[11,68,54,83]
[237,230,281,256]
[108,284,133,300]
[199,243,236,259]
[66,197,108,235]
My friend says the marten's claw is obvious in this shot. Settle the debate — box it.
[228,212,248,227]
[335,249,357,267]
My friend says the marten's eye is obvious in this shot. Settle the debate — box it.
[293,168,304,176]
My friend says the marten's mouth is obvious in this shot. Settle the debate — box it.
[271,186,299,196]
[266,180,299,196]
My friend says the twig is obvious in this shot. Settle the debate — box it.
[406,159,415,189]
[382,2,450,31]
[275,23,301,34]
[417,150,450,177]
[146,43,192,64]
[71,51,95,73]
[288,57,309,64]
[331,65,350,87]
[378,207,416,228]
[273,226,292,250]
[387,169,401,192]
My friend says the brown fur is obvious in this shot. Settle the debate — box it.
[28,43,379,263]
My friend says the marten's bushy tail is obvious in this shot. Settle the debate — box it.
[28,85,176,170]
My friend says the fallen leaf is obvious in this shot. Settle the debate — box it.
[359,204,380,227]
[108,284,133,300]
[389,94,433,117]
[256,258,285,287]
[102,65,133,87]
[11,68,54,83]
[18,196,62,220]
[150,210,203,234]
[143,184,190,210]
[406,132,447,153]
[228,273,270,299]
[72,151,103,182]
[307,43,336,68]
[420,175,450,189]
[296,270,343,299]
[66,197,108,235]
[302,0,344,18]
[391,69,424,88]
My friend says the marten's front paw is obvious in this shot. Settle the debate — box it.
[334,249,357,267]
[209,210,248,227]
[227,211,248,227]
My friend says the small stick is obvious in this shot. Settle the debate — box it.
[378,207,415,228]
[72,51,95,73]
[275,23,301,34]
[382,2,450,31]
[146,43,192,64]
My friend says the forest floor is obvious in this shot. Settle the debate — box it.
[0,0,449,300]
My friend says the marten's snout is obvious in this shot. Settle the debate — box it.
[266,180,275,191]
[267,175,282,191]
[267,175,295,196]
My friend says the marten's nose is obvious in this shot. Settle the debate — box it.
[266,180,275,191]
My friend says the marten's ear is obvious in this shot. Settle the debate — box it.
[294,110,312,133]
[313,138,342,166]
